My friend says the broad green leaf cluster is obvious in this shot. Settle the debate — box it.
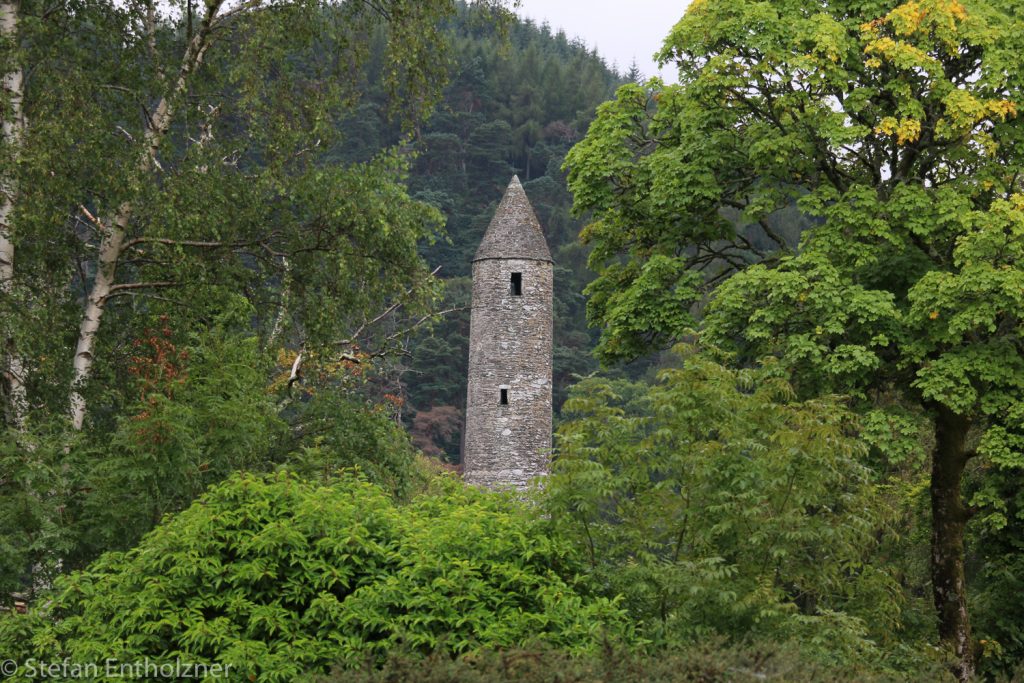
[545,349,915,669]
[0,473,627,682]
[564,0,1024,675]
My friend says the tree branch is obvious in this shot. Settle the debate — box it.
[104,281,177,300]
[124,235,272,250]
[338,265,443,346]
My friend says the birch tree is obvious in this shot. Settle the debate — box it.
[0,0,25,428]
[67,0,222,430]
[0,0,510,593]
[48,0,477,430]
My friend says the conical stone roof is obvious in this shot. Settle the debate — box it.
[473,176,552,263]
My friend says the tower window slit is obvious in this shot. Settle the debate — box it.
[500,388,509,405]
[510,272,522,296]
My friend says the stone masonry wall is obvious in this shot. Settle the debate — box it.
[463,256,553,488]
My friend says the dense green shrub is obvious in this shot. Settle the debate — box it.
[0,472,626,682]
[0,318,425,590]
[544,349,928,671]
[341,478,626,657]
[282,389,420,499]
[322,641,952,683]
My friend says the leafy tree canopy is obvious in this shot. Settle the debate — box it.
[564,0,1024,677]
[0,303,423,593]
[0,0,517,595]
[544,348,917,669]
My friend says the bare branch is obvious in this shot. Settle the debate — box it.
[105,281,177,299]
[98,84,140,96]
[360,306,468,360]
[98,290,187,307]
[292,138,321,159]
[287,345,303,395]
[357,0,392,21]
[78,204,109,235]
[124,235,271,250]
[210,0,269,30]
[756,221,788,251]
[339,265,443,346]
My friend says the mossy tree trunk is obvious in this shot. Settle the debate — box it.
[930,406,974,682]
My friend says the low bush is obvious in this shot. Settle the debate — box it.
[0,472,625,682]
[324,641,953,683]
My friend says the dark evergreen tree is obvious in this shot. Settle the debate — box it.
[624,58,643,84]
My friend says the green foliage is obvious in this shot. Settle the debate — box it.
[339,477,628,658]
[0,321,425,587]
[283,389,419,499]
[564,0,1024,672]
[0,473,627,682]
[73,318,285,556]
[973,512,1024,678]
[544,348,925,671]
[0,424,78,598]
[583,255,703,363]
[705,252,901,399]
[5,0,458,390]
[564,76,807,366]
[321,640,952,683]
[2,0,512,595]
[0,0,618,604]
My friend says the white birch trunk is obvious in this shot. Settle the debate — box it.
[267,257,291,349]
[69,1,222,429]
[69,215,125,429]
[1,0,27,428]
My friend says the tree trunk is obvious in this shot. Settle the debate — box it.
[69,215,125,429]
[266,256,291,349]
[68,1,221,429]
[930,405,974,682]
[1,0,27,428]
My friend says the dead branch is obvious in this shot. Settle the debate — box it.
[338,265,443,346]
[104,281,177,301]
[124,235,272,250]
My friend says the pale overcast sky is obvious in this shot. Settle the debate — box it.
[515,1,693,82]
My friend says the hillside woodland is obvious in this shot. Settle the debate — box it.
[337,10,627,460]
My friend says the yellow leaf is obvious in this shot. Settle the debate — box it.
[875,117,920,144]
[887,1,925,36]
[987,99,1018,121]
[875,116,898,136]
[945,0,968,21]
[896,118,922,144]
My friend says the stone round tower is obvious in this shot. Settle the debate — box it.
[463,176,553,489]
